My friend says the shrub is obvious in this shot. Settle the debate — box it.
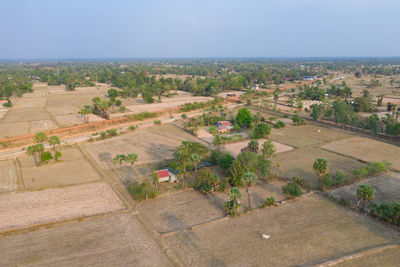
[354,161,391,178]
[262,196,277,208]
[233,124,240,131]
[100,132,107,139]
[217,152,235,170]
[181,113,188,119]
[129,181,158,201]
[129,125,136,131]
[119,106,126,112]
[154,120,162,125]
[209,126,218,134]
[251,123,271,139]
[193,168,219,193]
[282,182,303,199]
[41,151,53,163]
[274,121,286,128]
[338,197,350,207]
[106,129,117,136]
[133,111,157,121]
[292,176,304,186]
[371,202,400,226]
[55,151,62,161]
[218,178,227,192]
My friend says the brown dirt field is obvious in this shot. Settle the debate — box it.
[19,147,101,189]
[139,181,286,233]
[269,124,353,148]
[164,194,400,266]
[0,122,30,138]
[0,213,172,266]
[328,172,400,205]
[223,139,293,157]
[0,160,18,192]
[84,124,206,169]
[0,182,124,233]
[275,147,365,188]
[335,246,400,267]
[322,137,400,170]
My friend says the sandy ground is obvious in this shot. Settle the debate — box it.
[335,246,400,267]
[223,139,294,157]
[0,160,18,192]
[328,172,400,205]
[0,182,124,232]
[19,147,101,189]
[84,124,206,169]
[139,181,286,233]
[322,137,400,170]
[0,213,171,266]
[164,194,400,266]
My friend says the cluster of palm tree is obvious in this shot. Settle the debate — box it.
[26,132,61,166]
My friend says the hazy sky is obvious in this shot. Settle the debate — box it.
[0,0,399,59]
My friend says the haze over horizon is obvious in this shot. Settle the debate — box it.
[1,0,399,59]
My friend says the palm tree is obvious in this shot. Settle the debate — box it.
[313,158,329,190]
[113,154,126,166]
[79,106,91,123]
[125,153,138,166]
[27,145,39,166]
[243,172,258,210]
[228,187,242,215]
[48,136,60,161]
[190,153,202,172]
[35,144,45,165]
[34,132,47,144]
[356,184,374,211]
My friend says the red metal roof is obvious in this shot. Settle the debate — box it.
[219,121,231,127]
[156,169,170,178]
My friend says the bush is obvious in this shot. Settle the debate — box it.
[371,202,400,226]
[274,121,286,128]
[193,168,219,193]
[129,181,158,201]
[119,106,126,112]
[354,162,391,178]
[106,129,117,136]
[292,176,304,186]
[218,178,227,192]
[154,120,162,125]
[41,151,53,163]
[129,125,136,131]
[338,198,350,207]
[181,113,188,119]
[251,123,271,139]
[209,126,218,134]
[55,151,62,161]
[233,124,240,131]
[100,132,107,139]
[282,182,303,199]
[217,152,235,170]
[262,196,277,208]
[133,111,157,121]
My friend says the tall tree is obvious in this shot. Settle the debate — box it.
[48,136,60,161]
[243,172,258,210]
[313,158,329,190]
[356,184,374,211]
[190,153,202,172]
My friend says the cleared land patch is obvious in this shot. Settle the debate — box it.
[0,213,171,266]
[223,139,293,157]
[269,124,352,148]
[322,137,400,170]
[84,124,206,169]
[328,172,400,205]
[139,181,286,233]
[0,182,124,232]
[165,194,400,266]
[19,147,101,189]
[0,160,18,192]
[275,147,364,187]
[335,246,400,267]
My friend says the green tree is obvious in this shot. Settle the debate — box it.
[48,136,60,161]
[296,97,303,110]
[356,184,375,211]
[282,182,303,199]
[236,108,252,127]
[313,158,329,190]
[367,114,379,136]
[261,140,276,160]
[26,144,44,166]
[311,104,320,121]
[224,187,242,216]
[34,132,47,144]
[243,172,258,210]
[125,153,138,166]
[79,105,91,123]
[190,153,202,171]
[113,154,126,166]
[252,123,271,139]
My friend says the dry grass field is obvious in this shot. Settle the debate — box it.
[138,180,286,233]
[339,74,400,103]
[0,84,213,138]
[164,194,400,266]
[0,213,172,266]
[275,147,365,188]
[0,182,124,233]
[223,139,293,157]
[18,146,101,189]
[0,159,19,192]
[269,124,353,148]
[335,246,400,267]
[322,137,400,170]
[84,123,206,169]
[328,172,400,205]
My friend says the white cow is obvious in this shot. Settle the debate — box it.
[262,234,270,239]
